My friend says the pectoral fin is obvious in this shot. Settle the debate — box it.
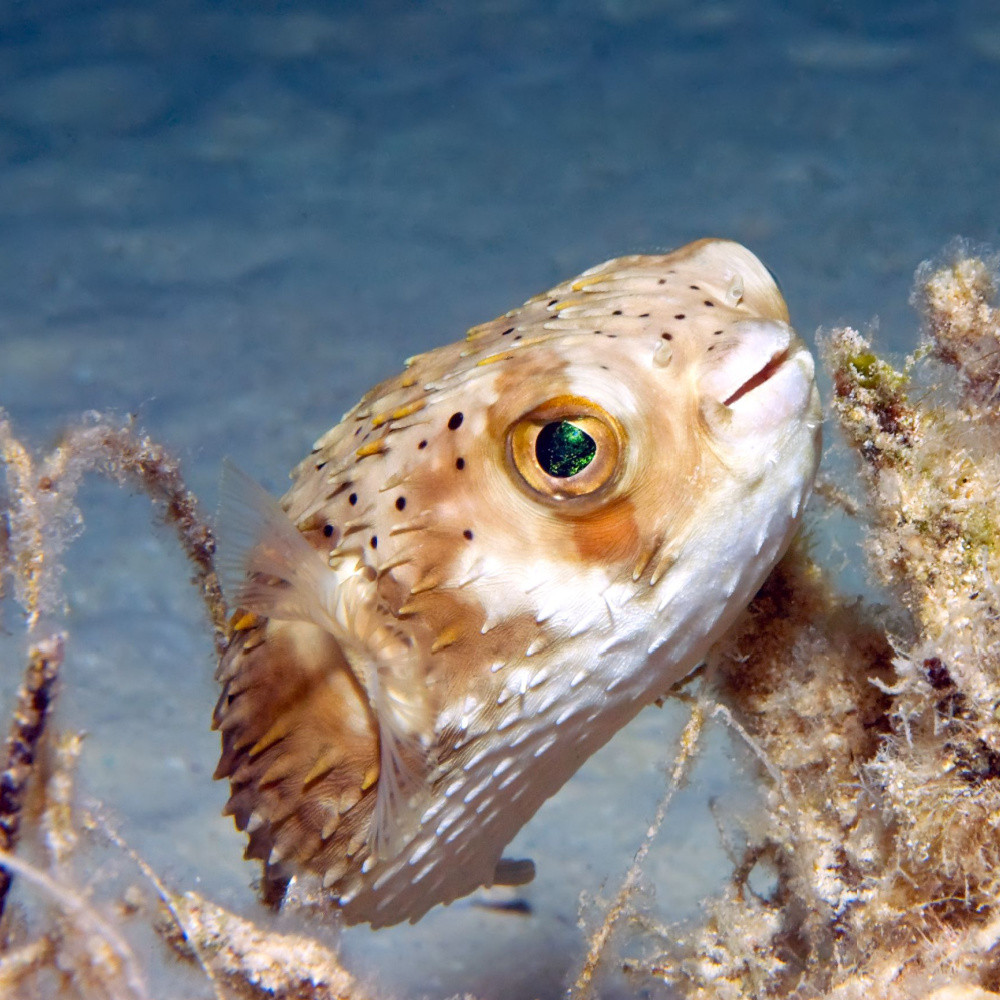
[216,459,433,857]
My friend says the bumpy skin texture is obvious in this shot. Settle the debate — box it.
[213,239,822,927]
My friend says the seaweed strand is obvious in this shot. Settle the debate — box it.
[570,700,704,999]
[0,633,64,921]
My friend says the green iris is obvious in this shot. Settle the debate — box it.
[535,421,597,478]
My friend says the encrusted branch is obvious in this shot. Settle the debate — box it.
[0,634,65,920]
[1,411,227,651]
[42,419,229,655]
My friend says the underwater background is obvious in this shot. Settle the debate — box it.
[1,1,999,997]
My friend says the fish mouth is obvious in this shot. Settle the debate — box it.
[723,347,792,407]
[700,320,816,435]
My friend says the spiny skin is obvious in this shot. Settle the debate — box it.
[213,239,822,927]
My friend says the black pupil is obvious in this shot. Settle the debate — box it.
[535,421,597,477]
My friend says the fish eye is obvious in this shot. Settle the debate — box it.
[536,421,596,477]
[508,397,621,500]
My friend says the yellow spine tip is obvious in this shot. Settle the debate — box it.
[431,626,462,653]
[230,610,261,632]
[355,438,388,459]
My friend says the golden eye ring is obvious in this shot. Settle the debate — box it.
[507,395,622,500]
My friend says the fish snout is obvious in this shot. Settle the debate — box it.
[700,320,817,435]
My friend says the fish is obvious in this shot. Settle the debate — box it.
[212,238,822,928]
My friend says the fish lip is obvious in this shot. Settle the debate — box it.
[722,347,793,407]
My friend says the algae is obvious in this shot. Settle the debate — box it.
[3,243,1000,998]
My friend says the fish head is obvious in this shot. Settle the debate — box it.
[359,238,819,617]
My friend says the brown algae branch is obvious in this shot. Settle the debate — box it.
[0,416,46,629]
[0,411,228,650]
[0,633,64,921]
[40,417,230,654]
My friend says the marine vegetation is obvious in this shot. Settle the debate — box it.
[1,241,999,998]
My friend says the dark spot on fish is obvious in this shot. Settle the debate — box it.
[349,492,358,506]
[674,313,686,320]
[418,440,428,449]
[657,278,666,285]
[323,524,334,537]
[690,284,700,290]
[448,412,464,430]
[513,335,522,341]
[661,332,673,341]
[463,529,473,540]
[612,310,623,316]
[547,299,558,307]
[707,345,716,351]
[370,535,378,549]
[456,457,466,470]
[316,461,327,470]
[501,327,514,336]
[594,330,602,335]
[714,330,723,336]
[395,496,406,511]
[638,313,650,318]
[704,300,715,307]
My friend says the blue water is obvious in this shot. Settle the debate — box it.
[1,2,999,997]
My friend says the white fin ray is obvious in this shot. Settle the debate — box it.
[216,459,335,623]
[216,459,432,856]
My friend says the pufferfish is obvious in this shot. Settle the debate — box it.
[213,238,821,928]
